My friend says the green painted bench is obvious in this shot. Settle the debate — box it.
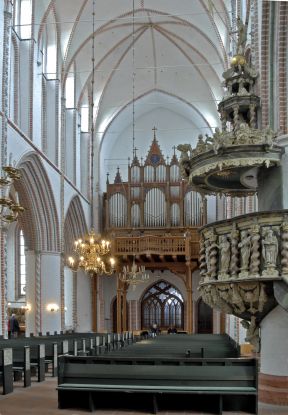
[57,356,258,414]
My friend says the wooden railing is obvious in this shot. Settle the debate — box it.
[111,230,199,259]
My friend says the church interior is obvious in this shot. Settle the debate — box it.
[0,0,288,414]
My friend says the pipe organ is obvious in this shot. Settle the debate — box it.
[104,133,206,233]
[104,130,202,334]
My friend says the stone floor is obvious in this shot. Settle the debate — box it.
[0,377,287,415]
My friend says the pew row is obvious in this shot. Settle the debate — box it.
[57,355,258,414]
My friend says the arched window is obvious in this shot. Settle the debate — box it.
[13,0,32,39]
[141,280,184,330]
[15,229,26,299]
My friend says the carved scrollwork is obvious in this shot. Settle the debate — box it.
[281,221,288,280]
[230,224,240,278]
[249,224,260,277]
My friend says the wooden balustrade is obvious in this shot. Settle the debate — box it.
[111,230,199,259]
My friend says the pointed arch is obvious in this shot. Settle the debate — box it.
[64,196,88,256]
[15,152,60,252]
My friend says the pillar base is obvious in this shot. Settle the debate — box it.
[259,373,288,405]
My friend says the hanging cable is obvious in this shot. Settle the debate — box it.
[90,0,96,225]
[132,0,136,156]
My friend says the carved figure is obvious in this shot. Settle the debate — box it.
[177,144,192,157]
[177,144,192,179]
[262,228,278,267]
[238,230,251,275]
[213,127,224,153]
[263,127,276,148]
[205,134,213,149]
[243,63,258,80]
[235,17,248,55]
[231,284,245,313]
[236,123,251,144]
[241,316,260,352]
[195,134,207,155]
[239,283,259,314]
[218,235,231,277]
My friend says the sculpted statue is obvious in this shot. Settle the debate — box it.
[212,127,224,152]
[238,230,251,275]
[262,228,278,269]
[243,63,258,80]
[236,123,251,144]
[235,17,248,56]
[263,127,276,148]
[205,134,213,149]
[241,316,260,353]
[231,284,245,313]
[177,144,192,179]
[218,235,231,277]
[195,134,207,154]
[177,143,192,157]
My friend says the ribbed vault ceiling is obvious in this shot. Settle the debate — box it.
[39,0,232,141]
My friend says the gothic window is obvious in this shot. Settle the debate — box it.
[65,73,75,108]
[141,280,184,329]
[13,0,32,39]
[15,228,26,299]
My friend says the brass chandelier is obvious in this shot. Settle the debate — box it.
[68,229,116,276]
[119,257,149,286]
[0,165,24,223]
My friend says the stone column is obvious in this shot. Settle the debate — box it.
[185,263,193,333]
[258,134,288,404]
[40,252,61,334]
[25,250,36,335]
[116,277,122,332]
[259,306,288,405]
[91,275,97,332]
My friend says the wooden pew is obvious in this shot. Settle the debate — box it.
[57,356,258,414]
[0,348,13,395]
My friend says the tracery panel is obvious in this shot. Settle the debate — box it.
[141,280,184,329]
